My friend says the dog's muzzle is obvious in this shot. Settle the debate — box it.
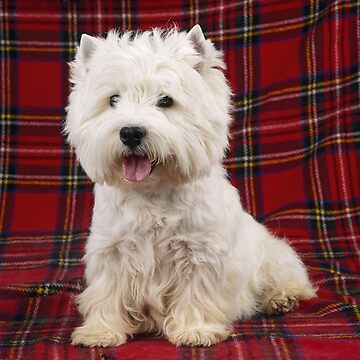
[119,126,155,183]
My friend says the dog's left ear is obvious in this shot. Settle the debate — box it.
[187,25,206,55]
[187,25,224,73]
[77,34,100,64]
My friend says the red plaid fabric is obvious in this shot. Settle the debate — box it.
[1,1,360,359]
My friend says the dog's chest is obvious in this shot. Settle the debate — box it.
[96,184,223,267]
[130,200,184,245]
[116,193,208,263]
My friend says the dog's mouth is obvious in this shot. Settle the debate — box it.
[122,155,155,182]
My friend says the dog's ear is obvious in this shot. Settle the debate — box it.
[77,34,99,63]
[187,25,206,56]
[70,34,100,83]
[187,25,225,73]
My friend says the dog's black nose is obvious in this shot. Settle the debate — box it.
[119,126,146,149]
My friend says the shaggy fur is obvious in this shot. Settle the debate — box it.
[66,25,316,347]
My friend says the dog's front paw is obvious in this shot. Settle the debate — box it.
[71,325,127,347]
[167,324,230,347]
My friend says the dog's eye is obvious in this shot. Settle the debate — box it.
[110,94,120,108]
[157,96,173,108]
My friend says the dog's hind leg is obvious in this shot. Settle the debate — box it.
[240,212,317,316]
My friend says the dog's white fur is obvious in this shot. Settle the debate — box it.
[66,25,316,347]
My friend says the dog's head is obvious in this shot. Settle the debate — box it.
[65,25,232,190]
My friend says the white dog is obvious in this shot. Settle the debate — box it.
[66,25,316,347]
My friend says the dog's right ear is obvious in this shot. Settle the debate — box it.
[77,34,99,63]
[70,34,100,83]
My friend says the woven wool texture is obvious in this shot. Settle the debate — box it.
[1,1,360,359]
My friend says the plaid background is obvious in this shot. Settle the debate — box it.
[1,0,360,359]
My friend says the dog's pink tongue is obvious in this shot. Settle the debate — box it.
[122,155,152,182]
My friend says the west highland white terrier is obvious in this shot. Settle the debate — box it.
[66,25,316,347]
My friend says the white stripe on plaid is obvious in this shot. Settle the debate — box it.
[0,2,242,19]
[218,0,224,50]
[266,212,360,222]
[291,234,360,244]
[311,0,334,258]
[241,0,251,213]
[227,131,360,163]
[14,297,41,360]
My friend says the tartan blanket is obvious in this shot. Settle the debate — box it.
[1,0,359,359]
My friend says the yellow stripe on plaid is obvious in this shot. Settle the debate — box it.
[1,258,81,269]
[127,0,132,29]
[279,337,292,360]
[0,0,11,233]
[266,205,360,219]
[248,0,256,216]
[1,180,90,186]
[1,114,63,121]
[53,2,81,277]
[234,71,360,109]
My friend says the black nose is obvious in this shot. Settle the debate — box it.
[119,126,146,149]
